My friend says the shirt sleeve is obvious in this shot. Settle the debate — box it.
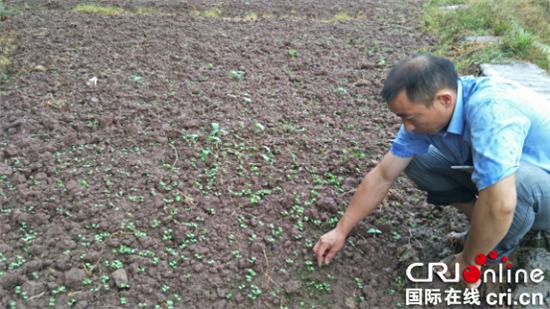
[469,100,531,190]
[390,125,430,158]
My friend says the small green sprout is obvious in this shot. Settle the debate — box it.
[229,70,244,81]
[366,228,382,237]
[392,231,401,242]
[255,123,265,132]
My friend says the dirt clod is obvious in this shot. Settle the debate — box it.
[65,267,86,286]
[111,268,129,288]
[284,280,302,295]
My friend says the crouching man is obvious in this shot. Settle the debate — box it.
[313,54,550,289]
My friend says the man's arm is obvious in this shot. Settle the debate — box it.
[448,173,516,289]
[462,174,516,265]
[313,152,413,266]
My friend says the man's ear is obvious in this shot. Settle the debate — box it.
[436,89,454,108]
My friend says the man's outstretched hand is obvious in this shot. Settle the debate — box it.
[313,229,346,267]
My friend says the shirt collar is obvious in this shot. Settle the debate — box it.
[443,81,465,135]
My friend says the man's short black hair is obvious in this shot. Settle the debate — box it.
[381,54,458,108]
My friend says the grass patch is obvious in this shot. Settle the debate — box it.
[72,4,125,15]
[136,5,161,15]
[0,0,19,18]
[0,0,6,18]
[332,12,353,21]
[191,8,222,17]
[188,9,367,22]
[244,12,258,21]
[0,31,14,83]
[422,0,550,73]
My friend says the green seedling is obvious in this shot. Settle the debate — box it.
[255,123,265,132]
[246,269,256,282]
[367,228,382,237]
[78,179,88,189]
[355,277,363,289]
[395,276,404,291]
[200,149,212,162]
[334,87,347,97]
[229,70,244,81]
[183,134,199,142]
[392,231,401,242]
[289,49,296,57]
[248,284,262,300]
[207,123,225,146]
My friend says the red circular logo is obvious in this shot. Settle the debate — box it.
[475,254,487,265]
[463,266,481,283]
[489,251,498,259]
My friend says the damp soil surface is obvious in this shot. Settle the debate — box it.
[0,1,483,308]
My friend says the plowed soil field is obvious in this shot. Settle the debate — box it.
[0,1,480,308]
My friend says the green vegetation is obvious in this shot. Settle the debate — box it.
[245,12,258,20]
[72,4,125,15]
[423,0,550,73]
[332,12,353,21]
[0,30,13,83]
[191,8,222,18]
[0,0,6,18]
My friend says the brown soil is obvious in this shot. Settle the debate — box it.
[5,0,416,20]
[0,1,479,308]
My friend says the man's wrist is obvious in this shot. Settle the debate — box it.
[334,221,350,236]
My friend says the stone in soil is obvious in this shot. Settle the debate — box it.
[111,268,129,288]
